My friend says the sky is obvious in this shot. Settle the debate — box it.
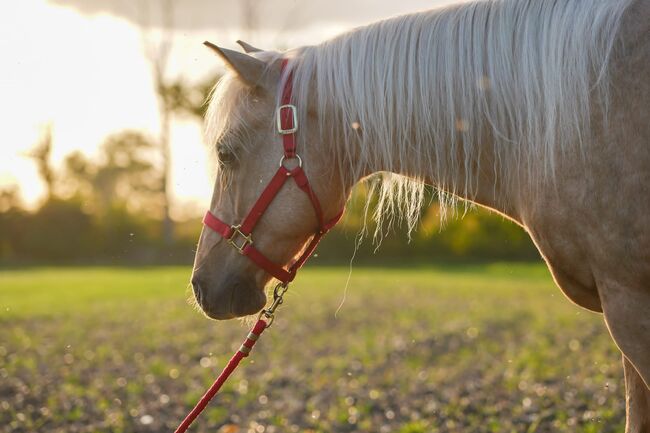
[0,0,451,219]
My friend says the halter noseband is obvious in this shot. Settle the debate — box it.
[202,59,344,285]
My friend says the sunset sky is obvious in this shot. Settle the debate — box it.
[1,0,451,218]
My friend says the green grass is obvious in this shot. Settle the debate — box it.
[0,264,625,433]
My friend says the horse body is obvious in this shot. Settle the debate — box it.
[193,0,650,429]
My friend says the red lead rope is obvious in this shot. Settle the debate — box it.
[174,284,288,433]
[174,319,269,433]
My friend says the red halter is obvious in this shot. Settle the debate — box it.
[202,59,344,285]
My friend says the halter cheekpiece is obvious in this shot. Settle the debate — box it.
[202,59,344,285]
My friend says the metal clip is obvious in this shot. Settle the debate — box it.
[259,282,289,327]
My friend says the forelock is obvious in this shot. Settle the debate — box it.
[204,72,250,151]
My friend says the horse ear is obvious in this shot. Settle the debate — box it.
[236,40,263,53]
[203,41,266,87]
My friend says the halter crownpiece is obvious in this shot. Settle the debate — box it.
[202,59,344,285]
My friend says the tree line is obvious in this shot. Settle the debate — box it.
[0,127,538,265]
[0,128,197,264]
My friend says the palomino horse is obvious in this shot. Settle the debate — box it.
[191,0,649,430]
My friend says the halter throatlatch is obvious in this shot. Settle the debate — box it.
[202,59,344,286]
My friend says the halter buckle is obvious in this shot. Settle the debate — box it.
[276,104,298,134]
[228,225,253,254]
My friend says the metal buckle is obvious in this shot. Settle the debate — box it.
[228,225,253,254]
[276,104,298,134]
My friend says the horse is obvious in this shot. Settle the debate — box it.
[190,0,650,429]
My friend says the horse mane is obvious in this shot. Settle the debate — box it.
[282,0,632,237]
[206,0,633,240]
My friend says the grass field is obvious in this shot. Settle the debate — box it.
[0,264,625,433]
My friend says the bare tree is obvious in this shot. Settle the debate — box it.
[138,0,175,245]
[26,125,56,201]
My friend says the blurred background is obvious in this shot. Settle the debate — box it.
[0,0,539,266]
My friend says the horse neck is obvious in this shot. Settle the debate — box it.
[293,60,524,223]
[391,132,518,220]
[316,103,524,223]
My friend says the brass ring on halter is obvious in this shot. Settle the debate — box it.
[279,154,302,170]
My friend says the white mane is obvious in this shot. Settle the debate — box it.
[280,0,632,235]
[205,0,633,238]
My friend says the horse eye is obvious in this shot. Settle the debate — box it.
[217,146,236,167]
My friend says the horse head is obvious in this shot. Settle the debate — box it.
[191,42,349,320]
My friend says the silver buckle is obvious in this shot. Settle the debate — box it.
[228,225,253,254]
[276,104,298,134]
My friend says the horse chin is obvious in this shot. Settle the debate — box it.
[230,286,267,319]
[202,309,237,321]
